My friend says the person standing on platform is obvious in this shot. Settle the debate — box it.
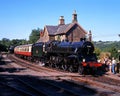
[112,57,116,74]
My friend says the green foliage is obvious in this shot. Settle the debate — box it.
[0,38,28,52]
[0,43,7,51]
[1,38,10,47]
[108,47,118,58]
[11,39,28,46]
[0,27,43,52]
[94,41,120,59]
[94,41,120,51]
[0,38,10,51]
[29,28,43,43]
[94,47,101,58]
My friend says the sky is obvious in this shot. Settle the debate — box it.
[0,0,120,41]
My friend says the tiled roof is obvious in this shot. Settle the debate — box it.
[46,24,71,35]
[56,24,70,34]
[46,25,58,35]
[46,22,87,36]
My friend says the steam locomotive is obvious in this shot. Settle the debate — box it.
[14,39,102,75]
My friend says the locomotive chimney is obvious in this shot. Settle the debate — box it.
[59,16,65,25]
[72,10,78,23]
[88,30,92,41]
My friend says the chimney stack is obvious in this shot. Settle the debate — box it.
[59,16,65,25]
[72,10,77,23]
[88,30,92,41]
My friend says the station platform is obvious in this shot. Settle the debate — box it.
[105,72,120,80]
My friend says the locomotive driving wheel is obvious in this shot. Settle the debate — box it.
[61,58,68,71]
[61,64,68,71]
[67,56,78,72]
[78,64,84,75]
[54,56,62,69]
[48,56,55,68]
[54,63,59,69]
[68,65,74,72]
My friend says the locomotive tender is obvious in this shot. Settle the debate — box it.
[14,39,102,74]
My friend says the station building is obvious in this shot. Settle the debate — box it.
[37,11,92,42]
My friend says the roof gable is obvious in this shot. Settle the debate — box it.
[64,22,87,34]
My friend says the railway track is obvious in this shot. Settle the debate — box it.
[71,76,120,93]
[6,54,120,95]
[0,74,98,96]
[0,82,30,96]
[19,76,99,96]
[0,75,46,96]
[8,54,56,74]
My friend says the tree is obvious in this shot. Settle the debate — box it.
[0,43,7,51]
[1,38,10,47]
[94,47,101,58]
[29,28,43,43]
[0,38,29,52]
[11,39,28,46]
[0,38,11,51]
[109,47,118,59]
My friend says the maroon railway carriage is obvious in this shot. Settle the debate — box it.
[14,44,32,60]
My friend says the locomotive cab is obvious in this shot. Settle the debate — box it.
[32,42,47,65]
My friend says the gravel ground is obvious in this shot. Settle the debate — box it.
[0,54,120,96]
